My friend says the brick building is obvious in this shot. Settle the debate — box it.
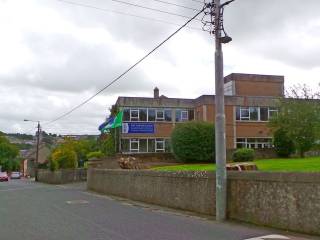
[114,73,284,154]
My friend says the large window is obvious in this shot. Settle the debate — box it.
[236,106,278,122]
[130,109,139,121]
[176,109,194,122]
[121,138,171,153]
[148,109,155,121]
[236,138,273,149]
[156,109,165,121]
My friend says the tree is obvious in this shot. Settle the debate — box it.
[51,147,78,169]
[270,85,320,157]
[0,134,19,171]
[273,128,295,157]
[171,122,215,162]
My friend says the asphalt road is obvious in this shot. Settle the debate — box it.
[0,179,317,240]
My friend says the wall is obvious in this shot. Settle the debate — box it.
[38,169,87,184]
[88,169,320,236]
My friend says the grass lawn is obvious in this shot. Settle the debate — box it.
[152,157,320,172]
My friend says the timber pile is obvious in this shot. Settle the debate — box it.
[117,156,147,169]
[226,162,258,171]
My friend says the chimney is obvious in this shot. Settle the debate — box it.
[154,87,159,98]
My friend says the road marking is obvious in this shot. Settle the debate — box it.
[0,186,47,192]
[66,200,89,204]
[244,235,290,240]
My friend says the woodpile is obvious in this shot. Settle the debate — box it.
[117,156,147,169]
[226,162,258,171]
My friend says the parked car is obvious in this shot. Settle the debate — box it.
[10,172,21,179]
[0,172,9,182]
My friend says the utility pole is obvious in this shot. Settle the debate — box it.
[214,0,227,221]
[202,0,234,221]
[35,121,41,182]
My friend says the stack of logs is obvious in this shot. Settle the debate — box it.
[117,156,147,169]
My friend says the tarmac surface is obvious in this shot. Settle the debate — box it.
[0,179,318,240]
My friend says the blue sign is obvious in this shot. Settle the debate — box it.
[122,122,155,134]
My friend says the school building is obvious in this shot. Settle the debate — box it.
[114,73,284,154]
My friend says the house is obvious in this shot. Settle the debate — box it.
[113,73,284,154]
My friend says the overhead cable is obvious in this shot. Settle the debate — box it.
[45,6,205,125]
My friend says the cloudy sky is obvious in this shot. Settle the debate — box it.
[1,0,320,135]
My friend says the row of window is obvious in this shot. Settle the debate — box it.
[121,138,171,153]
[122,108,194,122]
[236,107,278,122]
[236,138,273,149]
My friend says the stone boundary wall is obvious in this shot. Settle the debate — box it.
[38,169,87,184]
[87,169,320,236]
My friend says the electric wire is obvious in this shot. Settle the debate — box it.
[57,0,201,21]
[108,0,202,21]
[56,0,202,30]
[147,0,200,11]
[45,6,205,125]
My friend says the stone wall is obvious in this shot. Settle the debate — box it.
[38,169,87,184]
[87,169,320,236]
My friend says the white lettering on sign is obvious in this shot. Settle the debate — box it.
[244,235,290,240]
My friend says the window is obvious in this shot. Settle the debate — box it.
[139,109,147,121]
[130,109,139,121]
[148,139,155,152]
[236,106,278,122]
[155,139,165,152]
[121,139,130,152]
[181,110,188,121]
[164,109,172,121]
[140,139,147,152]
[130,139,139,152]
[176,109,191,122]
[268,107,278,119]
[236,138,272,149]
[156,109,164,121]
[123,108,130,121]
[249,107,259,121]
[260,107,268,121]
[148,109,155,121]
[188,110,194,121]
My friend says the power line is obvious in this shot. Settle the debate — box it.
[56,0,202,30]
[147,0,200,11]
[57,0,200,21]
[45,6,205,125]
[108,0,202,21]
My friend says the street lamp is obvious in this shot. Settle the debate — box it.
[202,0,235,221]
[24,119,41,182]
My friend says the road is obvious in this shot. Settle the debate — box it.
[0,179,317,240]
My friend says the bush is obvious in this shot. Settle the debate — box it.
[100,135,115,157]
[232,148,255,162]
[49,159,59,172]
[273,128,295,157]
[86,151,104,160]
[171,122,215,163]
[51,147,78,169]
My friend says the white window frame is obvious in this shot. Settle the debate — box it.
[181,110,188,121]
[156,109,165,121]
[130,139,139,152]
[239,107,250,121]
[130,109,139,121]
[155,139,165,152]
[236,138,273,149]
[268,108,278,119]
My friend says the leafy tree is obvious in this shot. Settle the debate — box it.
[171,122,215,163]
[86,151,104,160]
[100,134,115,157]
[273,128,295,157]
[0,134,19,171]
[270,85,320,157]
[51,147,78,169]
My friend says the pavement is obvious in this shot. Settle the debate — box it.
[0,179,318,240]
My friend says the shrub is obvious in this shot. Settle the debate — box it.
[273,128,295,157]
[86,151,104,160]
[49,159,59,172]
[100,135,115,157]
[171,122,215,163]
[51,147,78,169]
[232,148,255,162]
